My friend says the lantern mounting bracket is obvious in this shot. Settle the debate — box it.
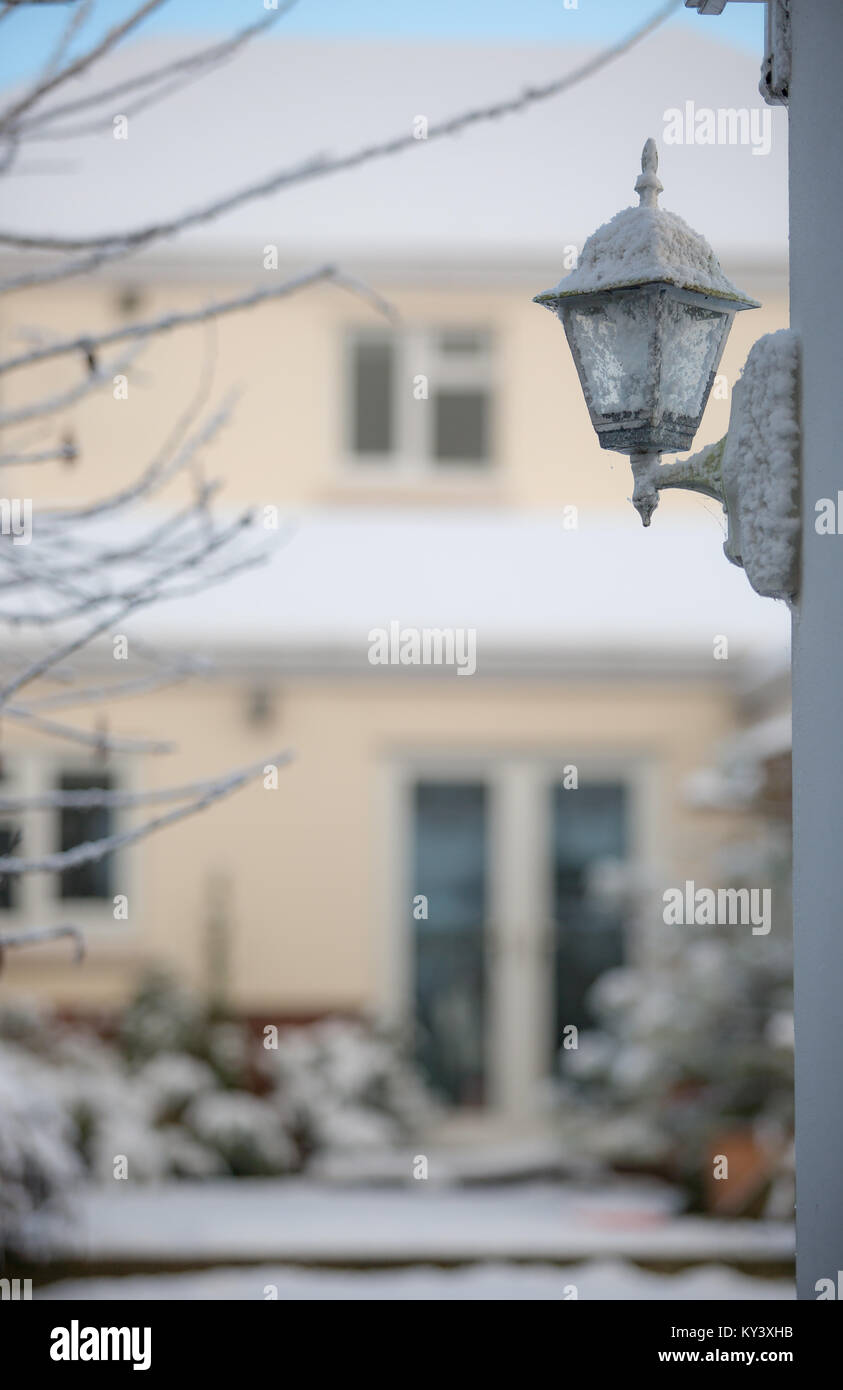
[646,330,801,604]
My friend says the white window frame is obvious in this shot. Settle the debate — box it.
[341,324,497,480]
[0,751,136,943]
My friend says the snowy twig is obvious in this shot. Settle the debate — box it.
[0,755,290,811]
[0,344,144,428]
[0,2,681,258]
[0,923,85,965]
[0,510,255,703]
[0,750,292,874]
[0,0,168,135]
[22,666,192,709]
[39,397,234,524]
[0,440,77,466]
[2,703,175,754]
[0,267,338,376]
[0,491,221,597]
[16,4,299,136]
[39,0,93,85]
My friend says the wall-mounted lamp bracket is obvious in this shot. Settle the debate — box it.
[647,330,800,604]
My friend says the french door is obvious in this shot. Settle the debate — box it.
[391,756,649,1116]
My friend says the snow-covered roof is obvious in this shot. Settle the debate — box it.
[2,31,789,272]
[113,509,790,670]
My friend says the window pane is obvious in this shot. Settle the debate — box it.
[351,338,394,455]
[58,772,113,901]
[551,783,627,1043]
[433,389,488,464]
[0,825,18,911]
[412,782,487,1106]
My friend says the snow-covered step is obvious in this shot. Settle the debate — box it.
[46,1179,794,1271]
[38,1260,795,1302]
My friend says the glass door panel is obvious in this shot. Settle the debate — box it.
[411,781,487,1106]
[551,782,627,1045]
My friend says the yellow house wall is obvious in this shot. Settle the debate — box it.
[0,263,788,1015]
[1,671,749,1014]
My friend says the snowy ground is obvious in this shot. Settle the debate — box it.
[39,1260,794,1302]
[47,1178,795,1265]
[31,1176,794,1302]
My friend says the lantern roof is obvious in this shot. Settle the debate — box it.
[535,139,760,311]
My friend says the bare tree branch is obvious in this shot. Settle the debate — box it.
[0,1,681,259]
[22,665,192,709]
[0,493,222,598]
[16,3,299,136]
[40,396,234,524]
[0,509,255,704]
[0,266,337,374]
[0,750,292,874]
[0,440,76,465]
[40,0,93,84]
[0,513,261,623]
[0,344,144,428]
[0,924,84,967]
[0,0,169,135]
[1,703,175,754]
[0,757,291,811]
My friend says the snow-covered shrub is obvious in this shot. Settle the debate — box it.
[559,933,793,1209]
[155,1125,225,1179]
[204,1021,253,1089]
[557,811,794,1220]
[0,975,432,1223]
[134,1053,218,1125]
[0,997,54,1049]
[262,1019,432,1155]
[118,970,207,1063]
[118,971,253,1090]
[0,1042,82,1259]
[184,1092,297,1175]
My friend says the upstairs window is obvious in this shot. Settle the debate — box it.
[347,327,493,472]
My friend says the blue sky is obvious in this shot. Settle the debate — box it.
[0,1,763,88]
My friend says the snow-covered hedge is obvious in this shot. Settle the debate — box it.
[0,1037,82,1259]
[0,974,431,1257]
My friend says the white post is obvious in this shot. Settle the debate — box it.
[789,0,843,1301]
[489,761,548,1117]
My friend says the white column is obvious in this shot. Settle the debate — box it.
[488,761,549,1117]
[789,0,843,1301]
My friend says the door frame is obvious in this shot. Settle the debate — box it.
[375,748,660,1119]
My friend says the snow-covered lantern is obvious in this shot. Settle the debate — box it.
[534,139,759,525]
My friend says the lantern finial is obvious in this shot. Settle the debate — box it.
[634,138,663,209]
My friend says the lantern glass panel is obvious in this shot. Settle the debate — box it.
[657,298,731,419]
[564,297,654,416]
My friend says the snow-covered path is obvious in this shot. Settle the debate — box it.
[45,1177,793,1269]
[39,1260,794,1302]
